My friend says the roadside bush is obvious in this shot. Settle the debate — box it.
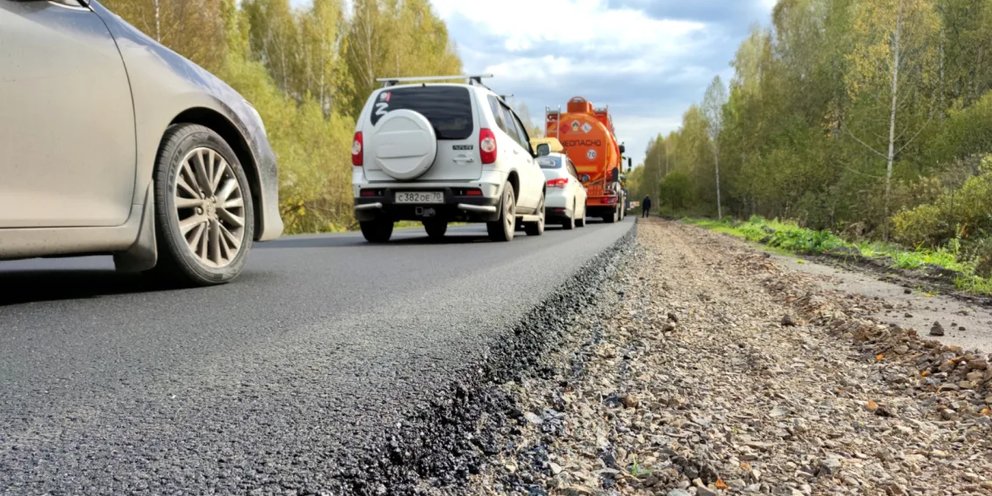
[890,204,949,247]
[892,161,992,248]
[964,238,992,277]
[927,91,992,165]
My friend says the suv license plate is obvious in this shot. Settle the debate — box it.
[395,191,444,204]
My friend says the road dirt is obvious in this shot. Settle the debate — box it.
[774,255,992,353]
[473,218,992,495]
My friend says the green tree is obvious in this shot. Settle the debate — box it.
[845,0,941,236]
[101,0,227,73]
[339,0,461,119]
[299,0,347,115]
[242,0,300,96]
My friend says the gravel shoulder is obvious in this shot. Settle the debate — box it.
[473,218,992,495]
[772,254,992,353]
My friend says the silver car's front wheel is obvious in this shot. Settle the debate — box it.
[153,124,254,285]
[174,147,247,267]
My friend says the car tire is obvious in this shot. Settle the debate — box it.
[360,219,394,243]
[487,183,516,242]
[152,124,254,286]
[424,219,447,241]
[525,193,545,236]
[562,200,575,230]
[576,205,586,228]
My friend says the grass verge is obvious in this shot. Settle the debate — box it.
[684,216,992,296]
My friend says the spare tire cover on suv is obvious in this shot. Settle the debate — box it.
[370,109,438,180]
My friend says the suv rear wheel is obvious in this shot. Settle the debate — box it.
[360,219,393,243]
[487,183,516,242]
[424,219,447,241]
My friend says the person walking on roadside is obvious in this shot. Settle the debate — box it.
[641,195,652,218]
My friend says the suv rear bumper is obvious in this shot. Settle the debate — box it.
[354,186,501,222]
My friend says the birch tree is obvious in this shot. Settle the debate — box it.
[300,0,346,115]
[702,76,728,219]
[845,0,940,236]
[340,0,461,119]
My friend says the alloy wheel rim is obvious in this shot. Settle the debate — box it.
[173,147,247,268]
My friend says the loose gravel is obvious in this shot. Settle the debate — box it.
[472,218,992,495]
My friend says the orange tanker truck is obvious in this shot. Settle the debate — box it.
[546,97,628,223]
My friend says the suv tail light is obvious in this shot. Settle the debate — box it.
[351,131,364,166]
[479,128,497,164]
[546,177,569,189]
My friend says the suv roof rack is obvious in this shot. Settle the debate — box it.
[376,74,495,89]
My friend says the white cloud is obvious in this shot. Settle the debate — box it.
[429,0,772,165]
[431,0,704,54]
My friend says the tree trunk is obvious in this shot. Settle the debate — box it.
[714,148,723,220]
[154,0,161,41]
[884,0,904,240]
[938,26,945,119]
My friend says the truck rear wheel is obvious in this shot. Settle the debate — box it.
[603,207,618,223]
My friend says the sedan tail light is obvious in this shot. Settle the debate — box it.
[546,177,569,188]
[479,128,497,164]
[351,131,364,166]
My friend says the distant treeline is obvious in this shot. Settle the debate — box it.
[102,0,462,233]
[627,0,991,274]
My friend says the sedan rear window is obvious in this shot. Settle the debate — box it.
[369,86,473,140]
[538,156,562,169]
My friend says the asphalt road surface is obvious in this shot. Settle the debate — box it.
[0,218,634,494]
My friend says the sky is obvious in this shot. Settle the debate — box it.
[292,0,777,166]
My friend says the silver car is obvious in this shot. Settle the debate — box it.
[0,0,283,285]
[538,153,588,230]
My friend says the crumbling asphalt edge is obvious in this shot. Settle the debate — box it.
[334,223,638,494]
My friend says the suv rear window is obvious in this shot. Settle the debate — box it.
[538,156,562,169]
[369,86,473,140]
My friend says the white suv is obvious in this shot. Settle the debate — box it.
[351,75,546,242]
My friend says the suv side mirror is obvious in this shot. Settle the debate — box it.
[536,143,550,156]
[580,174,591,182]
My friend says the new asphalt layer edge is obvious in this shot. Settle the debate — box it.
[338,224,638,494]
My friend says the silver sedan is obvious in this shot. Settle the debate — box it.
[538,153,588,230]
[0,0,283,285]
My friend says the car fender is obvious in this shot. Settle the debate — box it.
[91,1,282,243]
